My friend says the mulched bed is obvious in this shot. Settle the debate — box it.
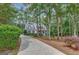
[35,36,79,55]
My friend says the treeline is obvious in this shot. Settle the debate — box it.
[25,4,79,39]
[0,3,79,39]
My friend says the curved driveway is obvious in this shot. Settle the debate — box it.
[18,35,65,55]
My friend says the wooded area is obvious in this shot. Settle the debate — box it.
[1,3,79,54]
[20,4,79,40]
[0,3,79,39]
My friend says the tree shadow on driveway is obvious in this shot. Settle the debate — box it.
[18,36,32,51]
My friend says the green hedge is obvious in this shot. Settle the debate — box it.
[0,24,22,50]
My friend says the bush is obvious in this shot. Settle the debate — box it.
[64,36,79,50]
[65,39,75,47]
[71,43,79,50]
[0,24,22,50]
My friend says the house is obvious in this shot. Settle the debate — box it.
[24,22,47,36]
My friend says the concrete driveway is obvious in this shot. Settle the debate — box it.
[18,35,65,55]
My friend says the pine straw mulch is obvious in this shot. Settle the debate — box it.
[35,36,79,55]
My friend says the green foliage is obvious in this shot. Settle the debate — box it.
[0,24,22,49]
[20,4,79,37]
[0,4,17,24]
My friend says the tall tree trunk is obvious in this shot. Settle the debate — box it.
[36,7,40,37]
[37,16,40,36]
[73,15,77,37]
[48,8,51,40]
[69,17,71,36]
[60,17,62,37]
[57,16,61,40]
[69,14,72,36]
[48,15,51,40]
[40,17,42,36]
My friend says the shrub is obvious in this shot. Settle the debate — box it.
[0,24,22,50]
[65,39,75,47]
[71,43,79,50]
[64,36,79,50]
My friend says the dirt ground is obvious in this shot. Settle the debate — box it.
[35,36,79,55]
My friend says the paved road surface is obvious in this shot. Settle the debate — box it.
[18,35,65,55]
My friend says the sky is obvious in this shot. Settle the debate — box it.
[13,3,26,10]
